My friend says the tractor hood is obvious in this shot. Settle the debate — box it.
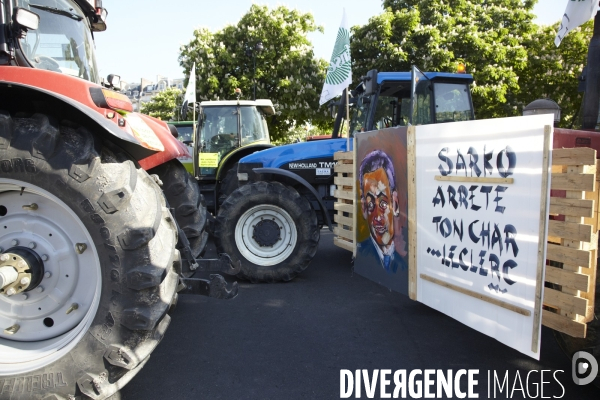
[240,138,352,168]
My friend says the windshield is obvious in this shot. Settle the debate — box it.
[350,94,371,134]
[433,83,473,122]
[350,83,412,134]
[240,106,269,145]
[175,124,194,143]
[17,0,100,83]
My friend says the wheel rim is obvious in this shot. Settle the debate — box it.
[235,204,297,266]
[0,179,101,374]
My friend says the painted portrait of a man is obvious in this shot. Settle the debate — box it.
[354,127,409,295]
[359,149,407,273]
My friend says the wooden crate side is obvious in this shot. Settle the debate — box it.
[334,151,353,160]
[333,226,353,241]
[543,287,588,317]
[548,220,593,243]
[334,189,354,201]
[333,237,354,252]
[334,163,354,173]
[544,266,590,292]
[542,149,597,336]
[542,309,586,338]
[552,148,596,166]
[333,150,356,254]
[334,176,354,186]
[546,243,591,266]
[334,203,354,214]
[551,173,595,192]
[549,197,594,218]
[334,213,353,227]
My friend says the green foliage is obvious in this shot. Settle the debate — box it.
[140,87,182,121]
[515,21,592,128]
[179,5,333,141]
[351,0,537,119]
[271,124,332,145]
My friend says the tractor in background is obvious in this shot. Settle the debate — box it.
[214,67,475,282]
[190,98,275,212]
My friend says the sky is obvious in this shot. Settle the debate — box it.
[94,0,574,85]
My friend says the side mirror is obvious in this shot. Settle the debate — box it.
[13,8,40,31]
[91,8,108,32]
[167,124,179,138]
[107,74,121,89]
[363,69,378,96]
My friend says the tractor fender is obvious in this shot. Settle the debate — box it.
[217,143,274,180]
[253,167,333,231]
[0,80,157,160]
[0,68,190,165]
[136,114,191,170]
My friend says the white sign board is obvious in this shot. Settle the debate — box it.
[414,115,553,359]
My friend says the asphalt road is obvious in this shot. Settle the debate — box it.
[119,230,599,399]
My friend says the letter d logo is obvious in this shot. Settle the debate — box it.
[572,351,598,385]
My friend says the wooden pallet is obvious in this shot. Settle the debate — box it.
[333,150,356,255]
[542,147,598,338]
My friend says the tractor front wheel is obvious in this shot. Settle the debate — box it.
[215,181,319,282]
[0,111,179,399]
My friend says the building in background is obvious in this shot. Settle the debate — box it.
[123,76,185,112]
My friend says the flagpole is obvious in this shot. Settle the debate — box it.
[345,86,350,150]
[193,102,196,142]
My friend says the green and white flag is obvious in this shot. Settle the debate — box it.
[184,62,196,104]
[319,10,352,106]
[555,0,598,47]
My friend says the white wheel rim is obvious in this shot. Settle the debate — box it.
[0,179,101,375]
[235,204,297,266]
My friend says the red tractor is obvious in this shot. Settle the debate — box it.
[0,1,236,398]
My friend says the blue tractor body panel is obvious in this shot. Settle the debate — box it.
[240,138,352,167]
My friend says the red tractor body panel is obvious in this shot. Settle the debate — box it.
[0,66,189,169]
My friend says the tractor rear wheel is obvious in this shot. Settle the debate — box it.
[0,111,179,399]
[149,160,208,276]
[215,181,319,282]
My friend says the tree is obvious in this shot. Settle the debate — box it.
[351,0,537,119]
[179,5,331,141]
[140,87,182,121]
[514,21,592,128]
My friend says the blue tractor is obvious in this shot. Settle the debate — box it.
[214,67,475,282]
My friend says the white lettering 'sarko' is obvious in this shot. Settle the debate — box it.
[340,369,479,398]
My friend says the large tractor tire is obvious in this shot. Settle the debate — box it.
[149,160,208,276]
[0,112,179,399]
[215,181,319,282]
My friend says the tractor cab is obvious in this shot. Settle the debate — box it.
[11,0,108,84]
[193,99,276,212]
[350,68,475,134]
[195,99,274,179]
